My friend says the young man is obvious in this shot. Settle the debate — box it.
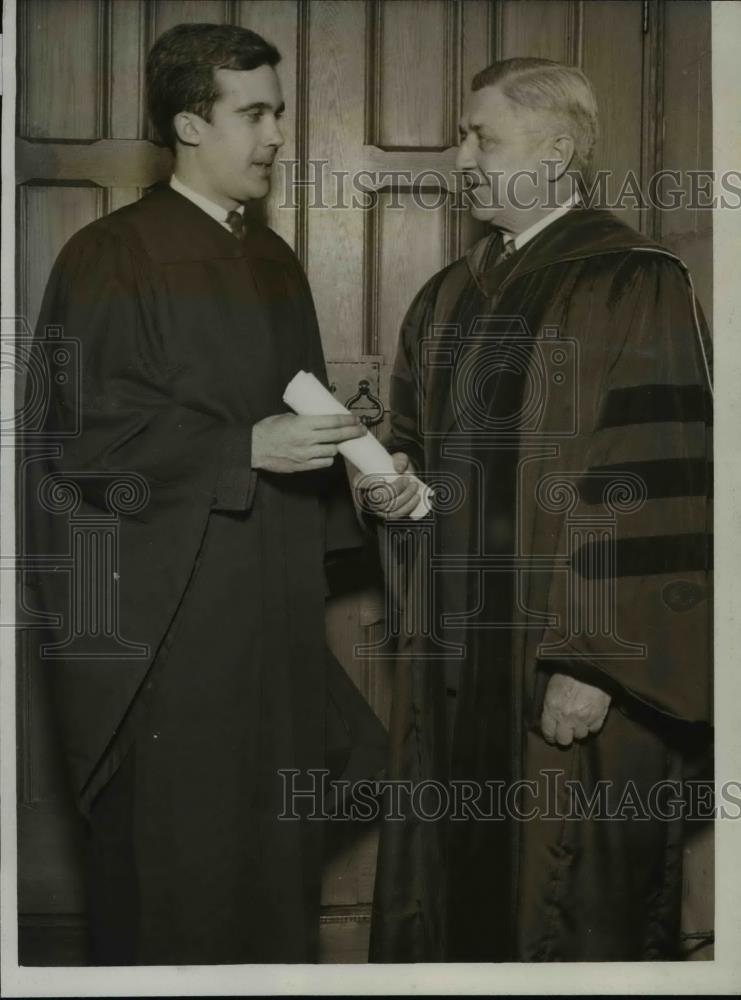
[369,58,713,961]
[25,23,384,965]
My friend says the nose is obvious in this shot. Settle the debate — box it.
[455,134,477,172]
[264,114,285,150]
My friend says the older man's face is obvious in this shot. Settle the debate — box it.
[456,84,549,226]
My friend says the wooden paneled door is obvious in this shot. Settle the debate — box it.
[16,0,711,964]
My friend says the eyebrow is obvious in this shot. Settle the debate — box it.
[233,101,286,114]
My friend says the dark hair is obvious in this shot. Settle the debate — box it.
[146,22,281,151]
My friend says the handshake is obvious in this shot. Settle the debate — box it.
[251,410,423,520]
[252,370,432,519]
[351,451,423,520]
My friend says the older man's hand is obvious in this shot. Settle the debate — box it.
[353,452,421,520]
[540,672,611,747]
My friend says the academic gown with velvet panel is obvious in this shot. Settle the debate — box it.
[22,183,385,963]
[369,207,713,962]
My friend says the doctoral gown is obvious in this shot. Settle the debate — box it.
[369,206,713,962]
[21,184,386,963]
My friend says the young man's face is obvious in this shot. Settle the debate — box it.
[189,64,285,207]
[456,84,551,227]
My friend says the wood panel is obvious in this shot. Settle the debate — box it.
[375,192,446,362]
[375,0,451,149]
[110,0,148,139]
[18,186,102,333]
[19,0,104,140]
[306,0,366,360]
[458,0,494,254]
[236,0,300,248]
[582,0,644,230]
[662,1,714,949]
[462,0,495,79]
[499,0,573,62]
[109,187,143,213]
[151,0,231,35]
[661,0,712,314]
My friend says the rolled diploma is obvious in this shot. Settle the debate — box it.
[283,370,433,520]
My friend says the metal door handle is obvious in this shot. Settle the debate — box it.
[344,379,384,426]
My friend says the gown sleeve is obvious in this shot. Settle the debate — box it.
[537,251,713,724]
[384,280,438,473]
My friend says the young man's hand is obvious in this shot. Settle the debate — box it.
[353,452,421,519]
[252,413,366,473]
[540,672,611,746]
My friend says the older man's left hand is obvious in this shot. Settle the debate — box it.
[540,672,611,747]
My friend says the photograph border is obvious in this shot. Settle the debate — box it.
[1,0,739,994]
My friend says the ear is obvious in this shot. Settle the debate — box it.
[545,135,575,181]
[172,111,203,148]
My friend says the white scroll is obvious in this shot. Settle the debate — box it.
[283,370,433,520]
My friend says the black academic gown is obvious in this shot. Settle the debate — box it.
[21,184,386,963]
[369,207,713,962]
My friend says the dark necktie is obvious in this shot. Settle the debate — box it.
[483,233,516,271]
[226,209,245,240]
[496,238,516,265]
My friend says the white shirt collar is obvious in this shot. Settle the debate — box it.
[170,174,244,231]
[504,191,581,251]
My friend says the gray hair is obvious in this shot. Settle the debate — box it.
[472,57,599,182]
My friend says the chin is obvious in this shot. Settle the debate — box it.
[241,185,269,203]
[233,177,271,203]
[466,187,502,224]
[469,204,499,223]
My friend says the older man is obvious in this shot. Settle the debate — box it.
[369,58,713,961]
